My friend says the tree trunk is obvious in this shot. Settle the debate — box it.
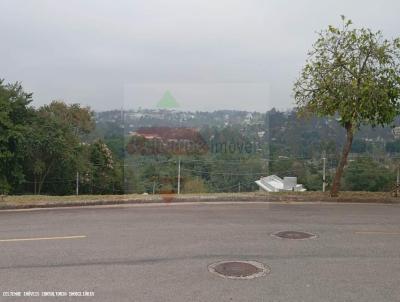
[330,122,354,197]
[37,162,54,195]
[38,176,43,195]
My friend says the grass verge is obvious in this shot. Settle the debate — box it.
[0,191,398,210]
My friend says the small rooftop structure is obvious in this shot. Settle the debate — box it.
[255,175,306,192]
[128,127,208,155]
[130,127,203,142]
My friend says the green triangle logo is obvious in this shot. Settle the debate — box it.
[157,90,179,109]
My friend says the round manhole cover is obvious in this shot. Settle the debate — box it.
[208,261,269,279]
[272,231,317,240]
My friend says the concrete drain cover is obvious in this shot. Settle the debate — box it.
[272,230,317,240]
[208,261,269,279]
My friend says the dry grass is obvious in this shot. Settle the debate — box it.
[0,191,396,209]
[0,194,154,205]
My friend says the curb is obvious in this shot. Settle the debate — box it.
[0,195,398,210]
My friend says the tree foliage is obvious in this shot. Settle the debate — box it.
[0,80,33,193]
[344,158,393,191]
[294,16,400,196]
[2,76,400,196]
[24,101,94,194]
[0,80,122,195]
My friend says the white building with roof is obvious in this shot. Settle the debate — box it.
[255,175,306,192]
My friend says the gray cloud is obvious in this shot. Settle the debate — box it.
[1,0,399,111]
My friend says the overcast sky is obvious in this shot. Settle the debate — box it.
[1,0,400,111]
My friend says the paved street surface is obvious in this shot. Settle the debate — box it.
[0,202,399,302]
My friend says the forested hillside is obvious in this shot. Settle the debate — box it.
[2,79,400,195]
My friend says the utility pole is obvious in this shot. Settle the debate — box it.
[177,158,181,194]
[152,181,156,195]
[322,151,326,192]
[76,171,79,196]
[238,182,241,193]
[397,163,399,186]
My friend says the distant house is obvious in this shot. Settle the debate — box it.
[255,175,306,192]
[393,126,400,139]
[130,127,203,142]
[129,127,207,155]
[244,113,253,124]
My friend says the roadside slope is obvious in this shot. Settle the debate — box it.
[0,192,398,210]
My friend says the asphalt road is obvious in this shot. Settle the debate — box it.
[0,202,399,302]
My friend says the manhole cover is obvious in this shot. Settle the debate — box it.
[208,261,269,279]
[272,231,317,240]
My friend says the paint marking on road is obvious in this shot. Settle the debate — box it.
[355,231,400,235]
[0,235,87,242]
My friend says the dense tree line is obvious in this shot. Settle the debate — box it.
[123,119,397,194]
[1,79,399,195]
[0,80,122,195]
